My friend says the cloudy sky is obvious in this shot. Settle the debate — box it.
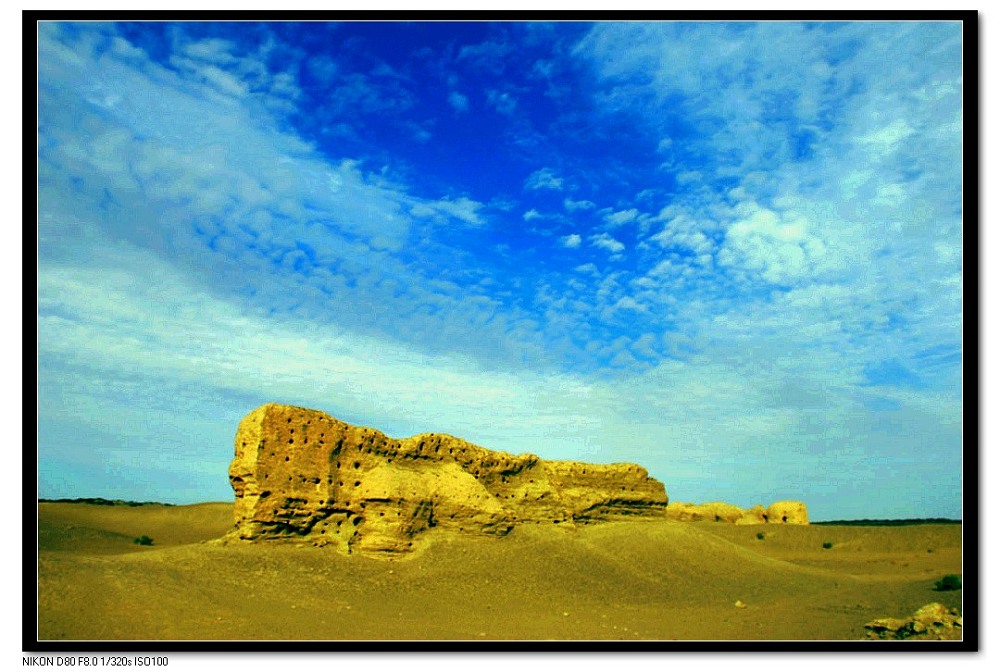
[36,20,964,520]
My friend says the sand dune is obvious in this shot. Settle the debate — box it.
[35,502,962,641]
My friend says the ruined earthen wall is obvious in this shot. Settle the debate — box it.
[665,500,809,525]
[228,403,669,554]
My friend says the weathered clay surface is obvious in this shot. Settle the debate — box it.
[864,603,962,640]
[666,500,809,525]
[228,403,668,555]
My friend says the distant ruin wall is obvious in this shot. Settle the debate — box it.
[665,500,809,525]
[228,403,669,555]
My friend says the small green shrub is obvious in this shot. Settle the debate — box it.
[934,574,961,591]
[822,541,833,549]
[133,535,154,546]
[756,532,766,541]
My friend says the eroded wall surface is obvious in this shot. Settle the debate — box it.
[229,403,669,555]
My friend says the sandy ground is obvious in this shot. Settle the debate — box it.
[34,502,963,641]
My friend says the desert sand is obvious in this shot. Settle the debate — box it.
[36,501,962,641]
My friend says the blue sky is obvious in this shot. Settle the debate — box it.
[36,20,964,520]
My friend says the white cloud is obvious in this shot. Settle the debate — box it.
[457,39,514,75]
[717,202,826,285]
[524,167,564,191]
[447,90,469,113]
[167,32,301,108]
[649,217,715,256]
[307,55,338,83]
[411,126,432,144]
[560,233,582,248]
[613,296,647,313]
[589,232,625,254]
[631,333,658,359]
[420,196,484,227]
[181,38,237,65]
[604,208,640,227]
[531,58,555,79]
[563,197,595,212]
[676,170,702,185]
[486,89,517,115]
[574,21,961,202]
[856,118,914,149]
